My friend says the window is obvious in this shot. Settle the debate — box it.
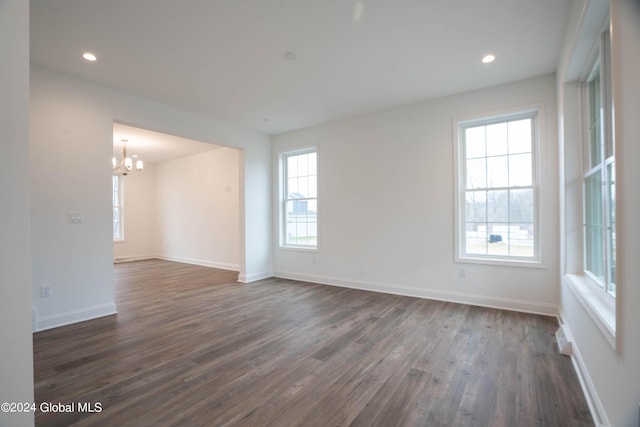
[113,175,124,241]
[281,149,317,248]
[582,31,615,297]
[456,110,539,264]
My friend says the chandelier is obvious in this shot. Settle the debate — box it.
[112,139,143,176]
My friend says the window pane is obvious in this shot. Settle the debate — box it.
[288,178,299,197]
[307,199,318,214]
[465,223,487,255]
[112,176,123,240]
[465,127,486,159]
[585,171,604,284]
[459,113,537,261]
[283,151,317,247]
[466,158,486,189]
[509,188,534,223]
[509,153,532,187]
[487,223,508,256]
[486,123,508,156]
[487,190,508,222]
[287,156,298,177]
[607,162,616,296]
[588,69,602,169]
[508,119,532,154]
[298,154,309,176]
[465,191,486,223]
[113,207,121,240]
[300,177,310,198]
[308,152,317,175]
[509,223,535,257]
[487,156,508,188]
[308,176,317,198]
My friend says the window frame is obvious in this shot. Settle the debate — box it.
[279,148,318,250]
[564,22,619,352]
[113,174,124,242]
[581,30,616,299]
[454,107,543,267]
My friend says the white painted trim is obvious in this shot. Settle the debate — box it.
[156,255,239,272]
[559,313,610,427]
[453,105,546,267]
[273,270,557,316]
[238,271,273,283]
[565,273,617,350]
[113,255,155,263]
[35,303,118,332]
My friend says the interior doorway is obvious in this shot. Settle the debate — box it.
[112,122,242,274]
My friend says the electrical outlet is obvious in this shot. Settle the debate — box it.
[40,284,52,298]
[67,210,84,223]
[458,268,466,279]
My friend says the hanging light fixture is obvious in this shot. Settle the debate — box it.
[112,139,143,176]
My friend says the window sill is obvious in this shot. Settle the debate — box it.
[278,246,318,253]
[565,273,617,351]
[456,255,545,269]
[113,240,126,244]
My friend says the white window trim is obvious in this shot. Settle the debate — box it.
[453,105,545,268]
[279,147,318,250]
[113,175,124,243]
[565,273,616,348]
[568,22,620,352]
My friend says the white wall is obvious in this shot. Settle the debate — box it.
[114,147,241,270]
[113,164,158,261]
[272,74,559,315]
[31,66,271,331]
[156,148,240,270]
[559,0,640,426]
[0,0,34,426]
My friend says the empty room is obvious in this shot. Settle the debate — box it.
[2,0,640,426]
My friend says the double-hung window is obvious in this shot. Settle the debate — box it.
[456,110,540,264]
[281,149,317,248]
[113,175,124,241]
[583,31,615,297]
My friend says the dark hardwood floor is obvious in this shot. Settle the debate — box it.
[33,259,593,426]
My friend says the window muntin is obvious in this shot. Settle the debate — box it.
[458,112,539,263]
[113,175,123,241]
[282,150,317,248]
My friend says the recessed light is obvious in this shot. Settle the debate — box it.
[82,52,97,61]
[482,54,495,64]
[283,51,297,61]
[353,1,365,22]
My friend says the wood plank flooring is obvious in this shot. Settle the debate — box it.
[33,259,593,426]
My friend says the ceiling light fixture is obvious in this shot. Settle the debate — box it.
[112,139,143,176]
[82,52,97,61]
[482,54,496,64]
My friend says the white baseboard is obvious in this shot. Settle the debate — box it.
[156,255,239,272]
[558,313,610,427]
[273,270,558,316]
[238,271,274,283]
[35,303,118,332]
[113,255,155,263]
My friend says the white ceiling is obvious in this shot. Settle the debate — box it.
[113,123,221,165]
[31,0,571,137]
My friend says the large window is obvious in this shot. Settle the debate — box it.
[583,31,615,297]
[281,149,317,248]
[113,175,124,241]
[456,110,539,264]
